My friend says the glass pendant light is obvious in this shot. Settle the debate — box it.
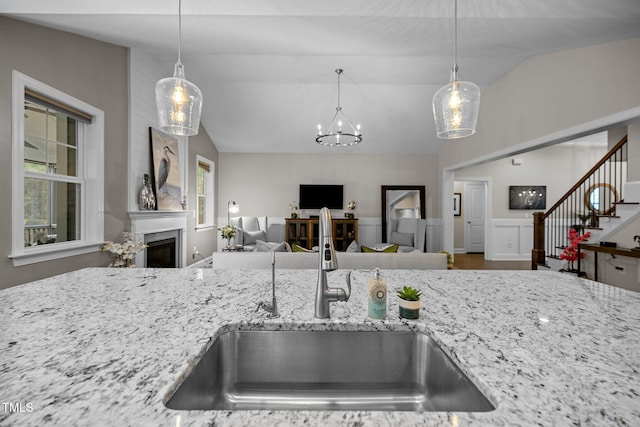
[156,0,202,136]
[432,0,480,139]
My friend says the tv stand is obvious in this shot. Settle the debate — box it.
[286,218,358,251]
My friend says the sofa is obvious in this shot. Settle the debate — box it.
[211,251,447,270]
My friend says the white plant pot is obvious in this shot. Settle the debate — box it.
[399,299,420,319]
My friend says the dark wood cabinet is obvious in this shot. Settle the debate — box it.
[286,218,358,251]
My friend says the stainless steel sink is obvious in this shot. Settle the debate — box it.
[165,330,495,412]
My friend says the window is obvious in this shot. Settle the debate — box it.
[196,155,214,229]
[11,71,104,266]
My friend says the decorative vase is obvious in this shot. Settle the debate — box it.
[291,212,298,219]
[226,238,232,249]
[399,299,420,319]
[139,174,156,210]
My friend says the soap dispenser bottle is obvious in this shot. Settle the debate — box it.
[368,268,387,319]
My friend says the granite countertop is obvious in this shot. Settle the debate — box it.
[1,267,639,426]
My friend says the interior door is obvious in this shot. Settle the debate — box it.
[465,182,485,253]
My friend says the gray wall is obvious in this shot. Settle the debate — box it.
[438,37,640,257]
[186,125,219,262]
[440,38,640,174]
[217,152,439,219]
[458,143,608,218]
[0,17,129,288]
[439,37,640,175]
[128,48,220,264]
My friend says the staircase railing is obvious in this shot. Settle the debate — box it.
[532,135,628,269]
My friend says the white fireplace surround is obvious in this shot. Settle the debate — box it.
[128,211,189,268]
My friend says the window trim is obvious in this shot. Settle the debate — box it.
[195,155,215,230]
[10,71,105,266]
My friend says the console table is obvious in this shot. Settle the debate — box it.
[577,243,640,281]
[286,218,358,251]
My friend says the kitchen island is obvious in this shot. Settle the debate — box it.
[1,268,638,426]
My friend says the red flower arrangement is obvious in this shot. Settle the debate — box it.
[559,228,591,272]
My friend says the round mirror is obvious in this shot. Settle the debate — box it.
[585,183,618,214]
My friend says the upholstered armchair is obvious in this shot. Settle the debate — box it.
[387,218,427,252]
[230,216,286,251]
[230,216,266,251]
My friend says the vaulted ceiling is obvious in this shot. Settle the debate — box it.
[2,0,640,153]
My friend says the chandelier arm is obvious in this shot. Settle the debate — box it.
[340,112,360,135]
[336,71,341,110]
[326,108,341,135]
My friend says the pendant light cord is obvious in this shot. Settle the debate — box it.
[454,0,457,67]
[177,0,182,63]
[452,0,459,79]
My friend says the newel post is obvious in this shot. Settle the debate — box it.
[532,212,546,270]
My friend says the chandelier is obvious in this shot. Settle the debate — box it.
[155,0,203,136]
[316,69,362,147]
[432,0,480,139]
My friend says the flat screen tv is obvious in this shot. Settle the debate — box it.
[299,184,343,210]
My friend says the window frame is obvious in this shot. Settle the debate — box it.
[195,155,215,230]
[10,71,104,266]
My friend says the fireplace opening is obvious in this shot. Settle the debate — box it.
[146,237,177,268]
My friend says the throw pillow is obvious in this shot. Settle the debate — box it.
[361,244,399,253]
[243,230,266,245]
[389,231,414,247]
[345,240,359,253]
[256,240,288,252]
[292,243,313,253]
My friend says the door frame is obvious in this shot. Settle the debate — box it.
[450,177,492,259]
[463,181,486,253]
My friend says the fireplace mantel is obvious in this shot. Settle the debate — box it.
[128,211,190,267]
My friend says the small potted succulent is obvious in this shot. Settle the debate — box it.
[397,286,422,319]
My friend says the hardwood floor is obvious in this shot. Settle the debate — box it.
[452,253,531,270]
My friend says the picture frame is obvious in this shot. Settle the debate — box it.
[509,185,546,210]
[453,193,461,216]
[150,127,182,211]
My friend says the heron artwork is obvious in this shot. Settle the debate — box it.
[158,145,175,195]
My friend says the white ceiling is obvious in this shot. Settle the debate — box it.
[2,0,640,153]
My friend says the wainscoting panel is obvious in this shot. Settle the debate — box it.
[491,219,533,260]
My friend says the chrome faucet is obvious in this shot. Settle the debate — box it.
[315,207,351,319]
[257,251,279,318]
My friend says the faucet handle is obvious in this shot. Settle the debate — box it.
[343,270,352,302]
